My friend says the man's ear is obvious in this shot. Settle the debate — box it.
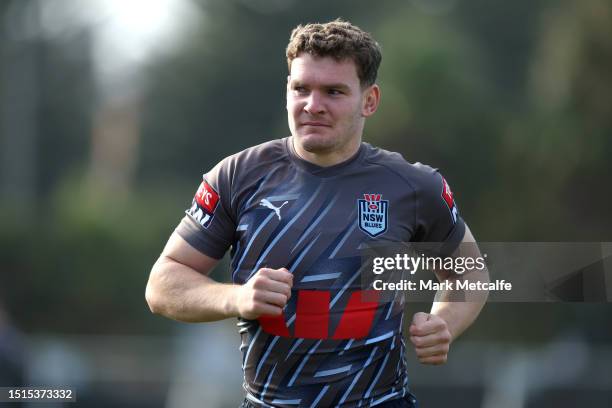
[362,84,381,117]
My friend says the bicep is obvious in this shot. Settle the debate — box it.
[433,224,479,281]
[158,232,220,275]
[461,224,475,243]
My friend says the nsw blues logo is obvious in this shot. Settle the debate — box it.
[358,194,388,237]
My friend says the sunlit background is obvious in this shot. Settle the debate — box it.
[1,0,611,407]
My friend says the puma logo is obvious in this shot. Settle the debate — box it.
[259,199,289,220]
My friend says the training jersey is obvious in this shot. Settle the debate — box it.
[176,137,466,407]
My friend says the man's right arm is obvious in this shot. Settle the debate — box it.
[145,232,293,323]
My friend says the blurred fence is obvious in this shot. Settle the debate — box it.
[14,323,612,408]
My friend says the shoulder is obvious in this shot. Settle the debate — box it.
[230,138,288,165]
[218,138,288,173]
[362,142,442,189]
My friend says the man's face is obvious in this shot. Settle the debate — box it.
[287,53,378,156]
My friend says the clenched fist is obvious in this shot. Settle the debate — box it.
[409,312,452,365]
[235,268,293,320]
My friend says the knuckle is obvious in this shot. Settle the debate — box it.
[251,276,263,288]
[251,290,264,302]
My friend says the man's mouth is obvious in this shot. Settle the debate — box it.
[301,122,331,127]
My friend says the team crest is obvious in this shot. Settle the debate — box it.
[358,194,388,238]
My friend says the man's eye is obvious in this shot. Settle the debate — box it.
[294,86,308,94]
[328,89,343,95]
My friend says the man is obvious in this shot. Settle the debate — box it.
[146,19,487,408]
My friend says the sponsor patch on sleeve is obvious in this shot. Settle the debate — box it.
[441,176,458,224]
[187,180,220,228]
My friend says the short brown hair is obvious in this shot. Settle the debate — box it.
[286,19,382,88]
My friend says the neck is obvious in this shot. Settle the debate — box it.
[292,137,362,167]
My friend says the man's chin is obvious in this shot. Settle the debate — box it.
[296,134,336,154]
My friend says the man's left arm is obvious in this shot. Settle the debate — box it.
[409,225,489,365]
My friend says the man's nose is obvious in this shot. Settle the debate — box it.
[304,92,325,114]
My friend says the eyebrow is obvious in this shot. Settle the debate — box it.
[325,83,351,90]
[290,80,351,91]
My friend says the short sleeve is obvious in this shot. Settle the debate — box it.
[414,171,466,255]
[175,157,237,259]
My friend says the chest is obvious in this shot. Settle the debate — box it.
[230,171,417,282]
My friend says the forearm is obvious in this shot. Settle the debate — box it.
[430,297,485,341]
[146,257,239,323]
[430,268,488,340]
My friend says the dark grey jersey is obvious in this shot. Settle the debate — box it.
[177,137,465,407]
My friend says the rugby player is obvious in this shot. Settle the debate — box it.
[146,19,487,407]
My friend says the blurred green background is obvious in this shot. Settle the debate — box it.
[1,0,611,407]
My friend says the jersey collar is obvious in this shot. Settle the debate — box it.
[285,136,366,177]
